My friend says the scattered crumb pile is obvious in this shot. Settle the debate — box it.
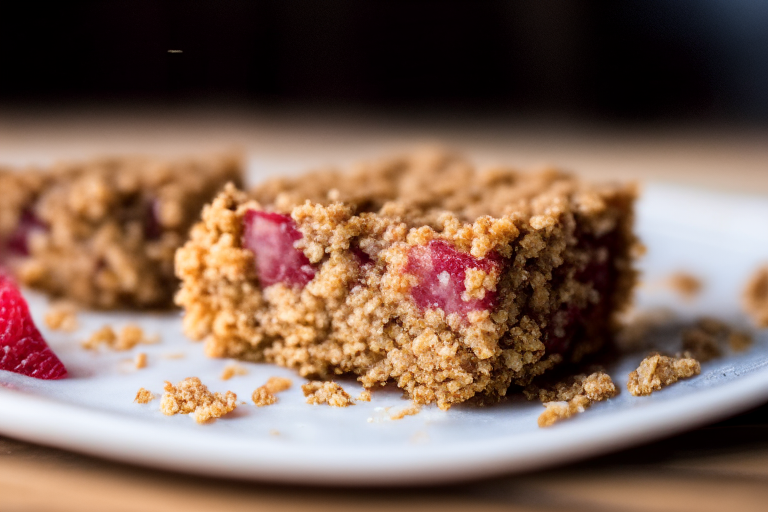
[302,381,353,407]
[627,353,700,396]
[356,390,371,402]
[134,388,155,403]
[134,352,147,369]
[526,372,618,427]
[160,377,237,423]
[666,272,703,300]
[82,324,159,351]
[390,403,421,420]
[682,317,752,362]
[744,266,768,328]
[252,376,292,407]
[44,302,79,332]
[614,308,676,352]
[220,363,248,381]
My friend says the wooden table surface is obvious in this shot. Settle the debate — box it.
[2,106,768,512]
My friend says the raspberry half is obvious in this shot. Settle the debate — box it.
[0,275,68,379]
[242,210,317,288]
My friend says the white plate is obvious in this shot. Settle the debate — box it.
[1,182,768,486]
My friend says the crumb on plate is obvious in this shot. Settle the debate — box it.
[44,302,79,332]
[251,376,293,407]
[134,352,147,369]
[160,377,237,423]
[134,388,155,403]
[666,272,703,300]
[681,326,721,363]
[526,371,618,427]
[729,331,753,352]
[82,324,159,351]
[220,363,248,380]
[356,390,371,402]
[390,403,421,420]
[302,381,353,407]
[744,266,768,328]
[627,353,700,396]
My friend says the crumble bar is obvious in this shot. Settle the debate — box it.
[160,377,237,423]
[0,153,242,309]
[176,149,637,409]
[627,353,700,396]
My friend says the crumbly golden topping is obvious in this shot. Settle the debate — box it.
[81,324,158,351]
[0,153,243,309]
[251,376,293,407]
[627,354,701,396]
[175,149,637,409]
[44,302,79,332]
[134,352,147,369]
[526,371,617,427]
[220,364,248,381]
[134,388,155,403]
[744,266,768,328]
[160,377,237,423]
[302,381,353,407]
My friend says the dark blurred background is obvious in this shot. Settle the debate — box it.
[1,0,767,123]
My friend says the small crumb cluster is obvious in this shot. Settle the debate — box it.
[134,352,147,369]
[744,266,768,328]
[526,372,618,427]
[627,353,700,396]
[252,376,293,407]
[666,272,703,300]
[160,377,237,423]
[134,388,155,403]
[44,302,79,332]
[220,363,248,381]
[302,381,353,407]
[356,390,371,402]
[682,317,752,362]
[390,403,421,420]
[82,324,159,351]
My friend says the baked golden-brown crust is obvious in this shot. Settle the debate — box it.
[0,153,243,309]
[175,149,638,409]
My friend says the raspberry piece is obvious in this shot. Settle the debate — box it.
[4,210,47,257]
[0,275,68,379]
[242,210,316,288]
[406,240,500,317]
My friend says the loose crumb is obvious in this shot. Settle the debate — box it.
[526,372,618,427]
[82,324,159,351]
[220,363,248,381]
[163,352,186,359]
[729,331,753,352]
[134,352,147,369]
[744,266,768,328]
[251,376,293,407]
[269,429,280,436]
[614,308,676,352]
[134,388,155,403]
[302,381,353,407]
[539,395,591,428]
[681,327,721,363]
[160,377,237,423]
[627,353,701,396]
[390,403,421,420]
[44,302,79,332]
[667,272,703,300]
[356,390,371,402]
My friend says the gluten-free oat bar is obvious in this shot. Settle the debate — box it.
[175,150,637,409]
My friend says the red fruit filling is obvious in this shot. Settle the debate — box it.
[0,275,68,379]
[542,239,614,355]
[242,210,316,288]
[3,210,47,257]
[406,240,500,317]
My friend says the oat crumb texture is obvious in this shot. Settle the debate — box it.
[627,354,701,396]
[302,381,353,407]
[160,377,237,423]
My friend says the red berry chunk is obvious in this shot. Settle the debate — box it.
[242,210,316,288]
[406,240,500,316]
[0,275,67,380]
[4,210,47,257]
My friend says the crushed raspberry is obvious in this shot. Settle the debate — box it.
[351,245,374,267]
[4,210,47,257]
[406,240,500,316]
[0,275,67,379]
[242,210,316,288]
